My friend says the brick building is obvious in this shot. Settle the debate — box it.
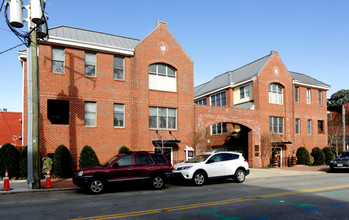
[194,51,331,167]
[20,21,194,167]
[19,21,330,169]
[0,110,22,146]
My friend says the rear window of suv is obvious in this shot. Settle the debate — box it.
[222,153,239,161]
[150,154,167,163]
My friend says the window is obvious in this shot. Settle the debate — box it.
[269,84,283,104]
[295,118,300,134]
[295,87,299,103]
[306,89,311,104]
[47,100,69,124]
[211,91,226,106]
[114,56,124,80]
[52,48,64,73]
[85,102,96,126]
[269,116,284,134]
[85,52,96,76]
[318,90,323,106]
[149,63,176,92]
[195,98,207,105]
[149,107,177,129]
[134,154,153,165]
[116,155,132,166]
[211,123,227,135]
[114,104,124,127]
[307,119,312,135]
[318,120,324,134]
[240,85,250,99]
[150,154,167,163]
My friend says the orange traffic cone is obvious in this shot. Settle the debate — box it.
[3,170,11,191]
[45,169,52,188]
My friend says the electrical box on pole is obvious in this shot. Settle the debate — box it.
[30,0,43,23]
[9,0,24,28]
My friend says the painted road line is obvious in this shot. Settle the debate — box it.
[70,184,349,220]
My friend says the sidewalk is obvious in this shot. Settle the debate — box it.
[0,165,331,194]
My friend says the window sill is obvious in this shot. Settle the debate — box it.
[149,89,177,94]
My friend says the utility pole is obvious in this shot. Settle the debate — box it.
[343,104,346,151]
[5,0,48,189]
[30,19,40,189]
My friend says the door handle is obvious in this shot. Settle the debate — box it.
[150,167,154,169]
[128,168,132,170]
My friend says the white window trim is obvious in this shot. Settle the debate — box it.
[84,102,97,127]
[114,56,125,80]
[149,63,177,92]
[114,103,125,128]
[210,91,226,106]
[307,119,312,135]
[149,107,177,130]
[211,123,227,135]
[52,48,65,74]
[269,116,284,134]
[295,118,300,135]
[269,84,284,105]
[307,89,311,104]
[85,52,97,77]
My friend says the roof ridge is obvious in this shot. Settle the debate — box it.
[49,25,141,41]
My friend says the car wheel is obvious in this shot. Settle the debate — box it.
[192,171,206,186]
[234,169,246,183]
[89,179,105,194]
[151,175,165,190]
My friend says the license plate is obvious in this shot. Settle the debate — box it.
[338,164,343,167]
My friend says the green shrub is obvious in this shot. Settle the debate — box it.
[19,146,28,178]
[53,145,72,178]
[296,147,310,165]
[0,143,20,178]
[79,145,99,169]
[42,157,53,177]
[322,147,335,165]
[118,146,131,154]
[311,147,326,165]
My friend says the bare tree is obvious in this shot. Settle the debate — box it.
[328,112,344,156]
[261,132,277,167]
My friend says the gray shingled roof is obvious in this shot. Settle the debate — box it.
[48,26,141,50]
[194,54,271,98]
[194,53,331,98]
[233,101,254,109]
[290,71,330,88]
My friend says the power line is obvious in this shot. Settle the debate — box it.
[0,0,5,12]
[0,43,25,55]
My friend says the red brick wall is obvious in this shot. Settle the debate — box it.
[22,21,194,168]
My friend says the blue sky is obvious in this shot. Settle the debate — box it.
[0,0,348,112]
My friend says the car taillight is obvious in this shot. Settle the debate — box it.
[170,165,173,171]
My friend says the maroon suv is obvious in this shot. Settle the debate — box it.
[73,151,173,193]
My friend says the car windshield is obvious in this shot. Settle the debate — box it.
[101,155,120,167]
[339,152,349,158]
[186,154,211,163]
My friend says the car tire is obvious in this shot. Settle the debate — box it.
[89,178,105,194]
[192,171,206,186]
[234,169,246,183]
[151,175,165,190]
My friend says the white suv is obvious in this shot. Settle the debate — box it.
[173,151,250,186]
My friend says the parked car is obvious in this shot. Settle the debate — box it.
[329,150,349,171]
[73,151,173,193]
[172,151,250,186]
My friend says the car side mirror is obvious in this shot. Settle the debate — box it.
[112,162,119,169]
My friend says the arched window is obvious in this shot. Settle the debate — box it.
[149,63,176,92]
[269,83,284,104]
